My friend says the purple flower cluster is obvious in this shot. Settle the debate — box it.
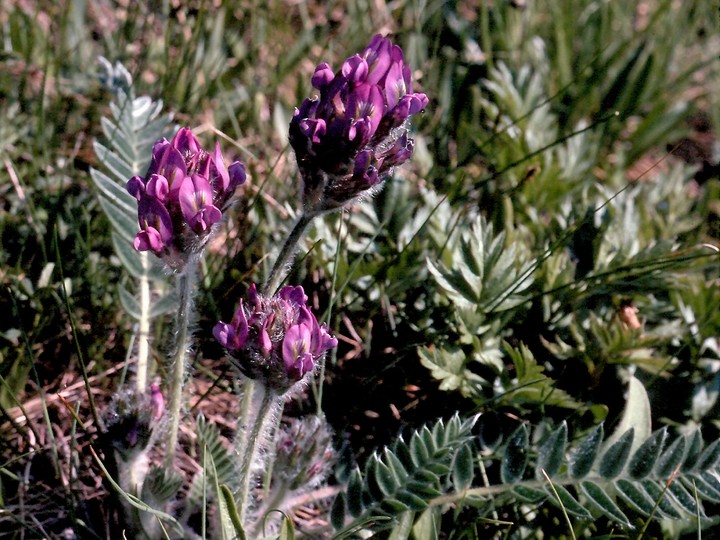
[289,34,428,213]
[127,128,246,269]
[213,284,338,392]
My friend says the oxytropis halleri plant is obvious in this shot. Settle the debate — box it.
[125,127,247,476]
[101,33,426,538]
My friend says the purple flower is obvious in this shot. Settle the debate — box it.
[214,284,338,392]
[289,34,428,213]
[126,128,246,269]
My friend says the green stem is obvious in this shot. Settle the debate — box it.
[262,212,316,296]
[163,261,197,470]
[236,378,281,528]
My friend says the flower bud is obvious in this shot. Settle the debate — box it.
[214,284,337,393]
[126,128,246,270]
[103,385,161,461]
[274,415,336,492]
[289,34,428,213]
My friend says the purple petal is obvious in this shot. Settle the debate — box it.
[172,127,202,155]
[319,323,338,353]
[146,139,170,177]
[347,84,384,142]
[136,196,173,247]
[381,133,414,168]
[230,300,250,347]
[127,176,146,200]
[259,316,273,354]
[384,62,407,111]
[296,96,319,119]
[147,140,187,186]
[188,205,222,232]
[299,118,327,144]
[208,142,230,194]
[228,162,246,191]
[213,321,234,349]
[352,150,382,187]
[178,174,222,232]
[279,286,308,306]
[363,35,393,85]
[311,63,335,89]
[341,55,368,83]
[133,228,165,253]
[296,306,315,328]
[247,284,261,311]
[282,323,312,373]
[146,174,169,202]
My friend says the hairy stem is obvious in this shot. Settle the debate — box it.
[236,378,281,528]
[262,212,316,296]
[250,479,290,539]
[136,252,151,392]
[163,261,197,470]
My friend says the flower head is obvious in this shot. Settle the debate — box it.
[289,34,428,213]
[213,284,337,393]
[103,385,163,461]
[274,415,336,492]
[126,128,246,270]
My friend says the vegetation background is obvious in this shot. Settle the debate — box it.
[1,0,720,538]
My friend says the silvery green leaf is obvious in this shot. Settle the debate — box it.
[654,434,685,479]
[404,480,441,500]
[640,479,683,519]
[580,480,631,527]
[412,508,440,540]
[388,511,414,540]
[90,168,137,223]
[149,290,178,318]
[409,430,430,467]
[569,423,604,479]
[628,427,667,479]
[681,430,703,471]
[615,478,656,517]
[396,490,428,511]
[112,231,144,277]
[545,483,591,519]
[93,140,135,184]
[118,285,141,320]
[385,448,409,481]
[667,481,703,516]
[513,484,547,504]
[602,375,651,456]
[330,493,346,531]
[687,472,720,503]
[599,428,634,479]
[452,443,474,491]
[501,424,529,484]
[381,498,410,513]
[346,467,364,518]
[535,422,567,479]
[375,460,400,496]
[696,438,720,471]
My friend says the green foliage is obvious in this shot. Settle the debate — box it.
[90,61,173,283]
[427,215,533,313]
[90,60,177,389]
[496,420,720,529]
[331,414,477,535]
[328,378,720,537]
[184,413,239,518]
